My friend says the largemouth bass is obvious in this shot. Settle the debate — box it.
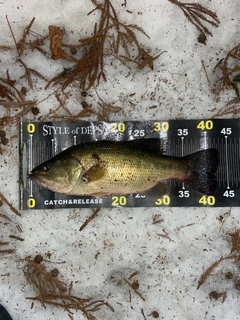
[29,139,218,196]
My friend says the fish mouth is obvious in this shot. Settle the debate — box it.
[29,172,56,191]
[29,172,47,186]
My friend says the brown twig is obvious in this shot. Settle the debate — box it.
[80,208,101,231]
[0,249,15,254]
[0,213,13,222]
[18,17,35,55]
[0,192,21,217]
[6,15,20,55]
[9,235,24,242]
[123,277,145,301]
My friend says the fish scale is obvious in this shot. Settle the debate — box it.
[69,141,187,195]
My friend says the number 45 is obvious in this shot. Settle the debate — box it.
[223,190,235,197]
[221,128,232,135]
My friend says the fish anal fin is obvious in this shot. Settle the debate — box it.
[82,161,107,183]
[142,181,169,198]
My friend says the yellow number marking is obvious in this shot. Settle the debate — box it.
[155,195,170,206]
[110,123,126,133]
[153,122,169,132]
[197,120,213,131]
[27,197,36,208]
[112,196,127,206]
[27,123,35,133]
[199,195,215,206]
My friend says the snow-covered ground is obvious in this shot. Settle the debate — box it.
[0,1,240,319]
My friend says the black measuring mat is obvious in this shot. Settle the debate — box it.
[0,305,13,320]
[19,119,240,209]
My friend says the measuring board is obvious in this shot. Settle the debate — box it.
[19,119,240,209]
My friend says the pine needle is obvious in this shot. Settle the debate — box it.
[197,256,225,289]
[23,255,109,319]
[47,0,161,90]
[168,0,219,38]
[6,15,20,55]
[0,192,21,217]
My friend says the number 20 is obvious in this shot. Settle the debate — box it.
[112,196,127,206]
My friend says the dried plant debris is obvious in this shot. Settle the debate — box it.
[229,230,240,254]
[213,44,240,97]
[95,90,123,120]
[0,70,24,102]
[148,310,160,318]
[0,18,47,129]
[6,16,48,56]
[209,291,227,303]
[168,0,219,41]
[197,229,240,301]
[0,70,36,128]
[23,255,110,319]
[80,208,101,231]
[212,98,240,118]
[8,235,24,242]
[0,207,22,254]
[18,59,47,89]
[197,256,225,290]
[39,91,122,122]
[47,0,161,91]
[152,214,164,225]
[48,26,78,62]
[110,270,145,301]
[0,241,15,254]
[0,192,21,217]
[123,276,145,301]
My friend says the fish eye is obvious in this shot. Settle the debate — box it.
[42,165,49,172]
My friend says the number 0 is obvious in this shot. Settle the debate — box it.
[27,123,35,133]
[27,197,36,208]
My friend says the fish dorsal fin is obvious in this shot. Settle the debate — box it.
[126,138,162,154]
[81,161,107,183]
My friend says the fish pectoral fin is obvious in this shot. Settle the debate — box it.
[81,161,107,183]
[144,181,169,198]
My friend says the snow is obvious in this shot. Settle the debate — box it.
[0,0,240,319]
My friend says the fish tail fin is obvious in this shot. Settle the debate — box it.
[183,149,218,195]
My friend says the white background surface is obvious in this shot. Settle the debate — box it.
[0,1,240,319]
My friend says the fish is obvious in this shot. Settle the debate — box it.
[0,304,13,320]
[29,139,218,197]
